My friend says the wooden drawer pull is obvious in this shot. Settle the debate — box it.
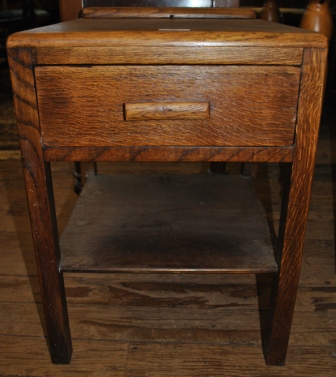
[125,102,210,121]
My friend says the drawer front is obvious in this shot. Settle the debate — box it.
[35,65,300,147]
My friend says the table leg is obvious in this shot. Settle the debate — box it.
[263,48,327,365]
[8,48,72,364]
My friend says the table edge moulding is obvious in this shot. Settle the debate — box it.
[6,10,328,367]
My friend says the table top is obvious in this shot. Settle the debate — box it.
[7,18,327,49]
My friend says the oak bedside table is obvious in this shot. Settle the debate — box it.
[7,8,328,365]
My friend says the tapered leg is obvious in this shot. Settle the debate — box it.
[26,160,73,364]
[39,163,72,363]
[8,48,72,363]
[263,48,328,365]
[263,160,309,365]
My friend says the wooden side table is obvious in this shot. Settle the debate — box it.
[7,11,328,366]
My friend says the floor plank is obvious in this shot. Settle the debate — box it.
[123,342,336,377]
[0,335,129,377]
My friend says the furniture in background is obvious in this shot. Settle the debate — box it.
[259,1,333,128]
[60,0,240,21]
[260,1,281,22]
[7,9,327,365]
[300,0,333,41]
[258,0,333,40]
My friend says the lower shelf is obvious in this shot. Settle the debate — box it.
[60,174,277,274]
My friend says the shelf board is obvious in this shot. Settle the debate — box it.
[60,174,277,274]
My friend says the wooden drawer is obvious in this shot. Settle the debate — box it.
[35,65,300,147]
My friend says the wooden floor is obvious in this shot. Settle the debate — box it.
[1,114,336,374]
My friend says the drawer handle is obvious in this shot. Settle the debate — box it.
[124,102,210,121]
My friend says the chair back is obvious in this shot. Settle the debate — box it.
[60,0,240,22]
[83,0,240,8]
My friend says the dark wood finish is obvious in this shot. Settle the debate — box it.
[241,161,258,178]
[83,0,240,6]
[214,0,239,6]
[59,0,82,21]
[7,16,328,366]
[259,1,281,23]
[35,64,300,148]
[84,0,213,7]
[10,19,325,49]
[42,145,294,163]
[32,45,303,66]
[82,7,254,19]
[59,0,241,22]
[7,48,72,364]
[264,47,328,365]
[60,174,277,274]
[73,161,98,194]
[300,0,333,42]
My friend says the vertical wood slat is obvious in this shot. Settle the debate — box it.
[7,48,72,364]
[59,0,83,21]
[264,47,328,366]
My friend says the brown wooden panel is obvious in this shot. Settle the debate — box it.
[264,48,328,365]
[57,0,241,25]
[42,146,294,163]
[214,0,239,6]
[60,174,277,274]
[83,0,212,7]
[83,0,240,5]
[82,7,254,19]
[59,0,83,21]
[33,46,303,66]
[7,20,328,50]
[35,65,300,148]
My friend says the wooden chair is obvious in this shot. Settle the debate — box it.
[7,1,328,367]
[60,0,241,21]
[259,1,281,22]
[300,0,333,42]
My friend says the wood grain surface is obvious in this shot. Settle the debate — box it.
[82,6,256,19]
[6,16,329,367]
[42,145,294,163]
[124,101,210,121]
[35,65,300,148]
[59,174,276,274]
[33,46,304,66]
[7,48,73,363]
[7,19,327,49]
[264,47,328,365]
